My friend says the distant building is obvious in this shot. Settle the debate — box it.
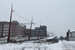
[30,26,47,37]
[0,21,26,37]
[66,29,75,41]
[24,29,30,37]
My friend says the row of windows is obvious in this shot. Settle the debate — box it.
[0,28,18,31]
[0,30,18,32]
[0,25,18,27]
[0,27,18,29]
[0,30,12,32]
[0,27,12,30]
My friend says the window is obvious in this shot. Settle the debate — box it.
[4,24,9,27]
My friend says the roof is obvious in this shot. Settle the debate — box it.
[70,30,75,32]
[70,30,75,33]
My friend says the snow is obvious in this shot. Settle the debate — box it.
[40,36,54,41]
[64,40,75,44]
[62,40,75,50]
[45,36,54,39]
[0,40,64,50]
[0,40,75,50]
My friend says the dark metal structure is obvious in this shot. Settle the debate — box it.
[7,4,13,43]
[29,17,33,40]
[1,24,4,37]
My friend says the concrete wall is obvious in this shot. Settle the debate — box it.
[69,31,75,41]
[69,37,75,41]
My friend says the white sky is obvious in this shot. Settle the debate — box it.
[0,0,75,37]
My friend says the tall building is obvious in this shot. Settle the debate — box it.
[0,21,26,37]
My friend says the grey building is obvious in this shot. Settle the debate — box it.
[30,26,47,37]
[66,29,75,41]
[31,29,36,37]
[69,31,75,41]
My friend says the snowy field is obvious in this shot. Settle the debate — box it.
[0,40,75,50]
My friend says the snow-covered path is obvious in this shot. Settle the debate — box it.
[0,40,75,50]
[62,41,75,50]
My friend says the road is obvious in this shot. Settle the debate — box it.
[62,40,75,50]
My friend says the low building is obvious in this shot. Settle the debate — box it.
[66,29,75,41]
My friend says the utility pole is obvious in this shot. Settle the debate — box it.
[7,4,13,43]
[29,17,33,40]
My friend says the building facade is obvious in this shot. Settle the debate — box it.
[66,30,75,41]
[0,21,26,37]
[30,26,47,37]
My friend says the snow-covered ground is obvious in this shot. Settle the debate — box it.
[62,40,75,50]
[0,40,75,50]
[0,41,62,50]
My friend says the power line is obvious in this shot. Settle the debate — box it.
[13,12,30,22]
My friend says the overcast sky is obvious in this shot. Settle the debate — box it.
[0,0,75,37]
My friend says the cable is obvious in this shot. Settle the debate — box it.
[13,12,30,22]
